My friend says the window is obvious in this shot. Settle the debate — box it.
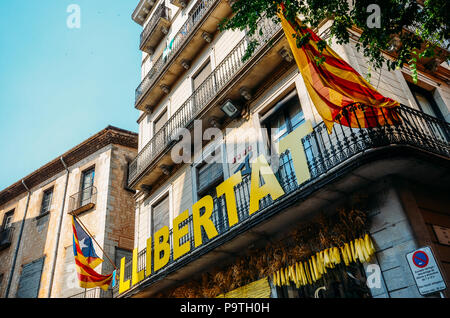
[192,60,212,91]
[151,195,170,238]
[2,210,14,230]
[154,109,168,135]
[261,91,309,190]
[264,91,305,144]
[195,150,226,234]
[80,168,95,207]
[16,257,45,298]
[409,83,444,120]
[197,161,224,198]
[40,188,53,215]
[408,83,449,141]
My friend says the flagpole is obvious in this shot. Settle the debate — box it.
[73,214,118,270]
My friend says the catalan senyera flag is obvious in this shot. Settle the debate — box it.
[72,216,113,291]
[277,5,400,133]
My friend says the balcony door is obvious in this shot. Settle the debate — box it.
[152,109,168,154]
[409,83,444,120]
[262,91,308,191]
[196,156,226,236]
[192,60,214,114]
[409,83,449,141]
[80,168,95,207]
[151,195,170,239]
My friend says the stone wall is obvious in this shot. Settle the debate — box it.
[363,177,448,298]
[0,140,137,298]
[101,144,137,275]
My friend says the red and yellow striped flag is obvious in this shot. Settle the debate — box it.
[277,6,400,132]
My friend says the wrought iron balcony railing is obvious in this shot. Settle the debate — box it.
[129,16,282,186]
[0,226,14,251]
[68,186,97,216]
[68,287,113,298]
[140,3,171,54]
[135,0,219,107]
[116,105,450,297]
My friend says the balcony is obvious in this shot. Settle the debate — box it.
[135,0,233,111]
[117,106,450,297]
[68,287,113,298]
[68,186,97,216]
[129,16,288,190]
[140,3,171,54]
[0,227,13,251]
[132,0,158,26]
[170,0,190,9]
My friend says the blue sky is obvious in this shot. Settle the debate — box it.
[0,1,142,190]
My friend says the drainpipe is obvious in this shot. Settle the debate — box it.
[46,156,70,298]
[5,179,32,298]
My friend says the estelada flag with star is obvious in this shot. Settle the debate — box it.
[72,216,113,291]
[277,4,400,133]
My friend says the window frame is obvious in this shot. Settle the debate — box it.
[408,82,445,121]
[80,167,95,207]
[145,185,173,238]
[261,90,306,145]
[196,160,225,199]
[40,187,54,216]
[2,210,14,230]
[150,194,171,238]
[191,142,228,202]
[191,58,212,92]
[153,107,168,136]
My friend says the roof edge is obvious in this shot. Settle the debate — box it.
[0,126,138,206]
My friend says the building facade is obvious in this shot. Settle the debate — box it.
[117,0,450,298]
[0,126,138,298]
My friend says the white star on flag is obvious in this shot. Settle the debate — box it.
[79,238,88,250]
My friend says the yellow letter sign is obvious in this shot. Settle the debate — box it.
[249,155,285,215]
[278,120,313,185]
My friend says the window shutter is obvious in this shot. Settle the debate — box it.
[154,110,168,134]
[193,61,212,91]
[40,189,53,214]
[16,257,45,298]
[152,196,170,236]
[197,163,223,194]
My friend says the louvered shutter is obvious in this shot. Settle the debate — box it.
[154,110,168,134]
[197,163,223,195]
[16,257,45,298]
[193,61,212,91]
[152,196,170,236]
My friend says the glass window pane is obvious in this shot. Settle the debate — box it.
[82,169,95,190]
[287,98,305,130]
[3,211,14,229]
[267,92,304,143]
[270,113,288,143]
[41,189,53,214]
[198,162,224,194]
[414,91,437,117]
[81,169,95,206]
